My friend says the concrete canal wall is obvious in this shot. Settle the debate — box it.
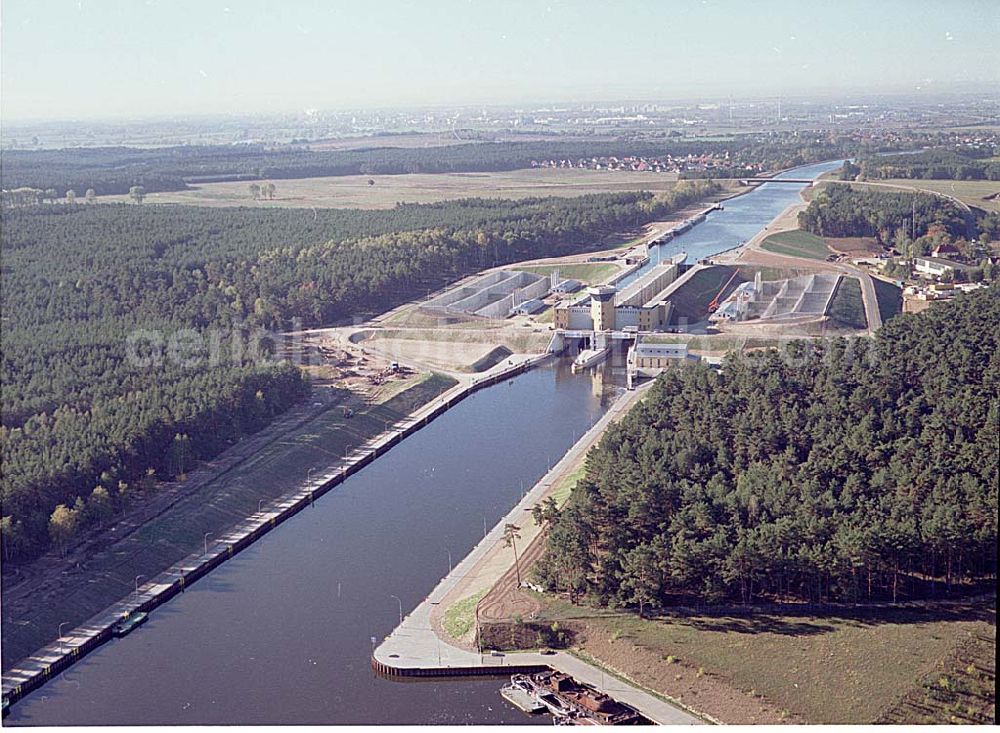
[1,353,554,709]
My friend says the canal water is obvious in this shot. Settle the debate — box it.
[8,361,620,726]
[619,159,845,287]
[7,159,842,726]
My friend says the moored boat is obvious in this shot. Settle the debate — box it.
[537,691,576,718]
[500,676,545,713]
[527,670,648,725]
[112,611,148,638]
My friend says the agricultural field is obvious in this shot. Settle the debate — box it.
[306,132,602,151]
[759,229,832,261]
[877,178,1000,213]
[100,168,682,209]
[537,597,995,724]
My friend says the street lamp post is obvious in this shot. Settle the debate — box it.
[307,467,315,483]
[390,594,403,625]
[446,548,452,574]
[58,622,70,655]
[258,499,265,514]
[204,532,213,555]
[134,575,143,602]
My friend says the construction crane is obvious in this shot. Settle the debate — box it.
[708,268,741,312]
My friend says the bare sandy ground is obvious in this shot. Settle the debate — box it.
[367,338,507,373]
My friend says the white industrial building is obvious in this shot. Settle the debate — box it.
[553,262,681,332]
[913,256,971,279]
[552,278,583,294]
[625,340,694,388]
[512,298,546,315]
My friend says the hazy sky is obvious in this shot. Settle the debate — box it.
[2,0,998,120]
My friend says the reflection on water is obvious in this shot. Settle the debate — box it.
[620,159,844,288]
[8,361,619,726]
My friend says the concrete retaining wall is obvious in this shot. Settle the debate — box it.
[371,658,547,678]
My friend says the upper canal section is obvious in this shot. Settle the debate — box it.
[619,159,844,287]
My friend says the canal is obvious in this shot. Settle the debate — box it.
[8,361,619,725]
[7,159,843,726]
[620,159,845,286]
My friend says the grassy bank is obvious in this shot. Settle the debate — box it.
[514,262,621,285]
[872,277,903,323]
[827,277,868,329]
[443,588,488,640]
[667,265,747,323]
[878,622,995,724]
[535,597,995,724]
[759,229,832,260]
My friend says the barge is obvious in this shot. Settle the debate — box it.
[571,347,610,373]
[112,611,148,638]
[502,671,651,725]
[500,675,546,713]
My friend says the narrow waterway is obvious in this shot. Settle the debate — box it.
[7,159,843,726]
[619,159,844,286]
[8,361,620,726]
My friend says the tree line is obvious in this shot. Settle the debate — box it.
[1,184,719,563]
[1,134,894,196]
[535,287,998,608]
[797,183,968,245]
[856,148,1000,181]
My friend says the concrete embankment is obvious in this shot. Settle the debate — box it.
[1,353,553,710]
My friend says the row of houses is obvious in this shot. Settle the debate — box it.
[529,154,764,175]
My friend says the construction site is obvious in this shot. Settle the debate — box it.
[303,172,882,396]
[324,228,872,396]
